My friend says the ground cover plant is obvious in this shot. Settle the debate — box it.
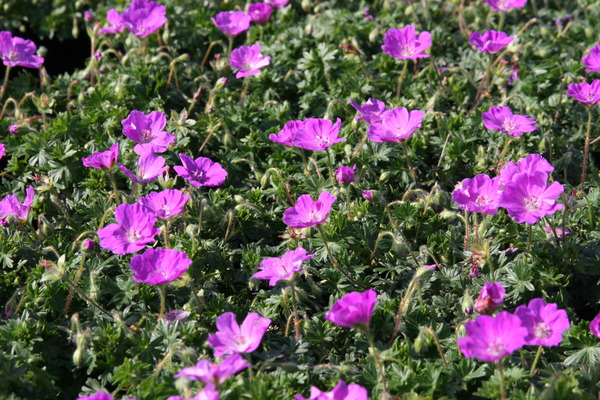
[1,0,600,398]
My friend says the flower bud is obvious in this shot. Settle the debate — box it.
[81,239,95,252]
[462,291,474,315]
[474,282,505,315]
[379,171,390,182]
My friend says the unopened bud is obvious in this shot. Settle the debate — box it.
[462,291,474,315]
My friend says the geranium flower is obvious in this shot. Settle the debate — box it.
[253,246,315,286]
[543,225,570,237]
[98,202,160,255]
[82,143,119,171]
[498,171,564,224]
[207,312,271,357]
[269,120,304,147]
[325,289,377,330]
[582,45,600,73]
[484,0,527,12]
[173,154,227,187]
[120,0,167,38]
[163,309,191,325]
[76,391,113,400]
[335,164,356,184]
[349,98,386,124]
[229,44,271,78]
[248,3,272,24]
[295,380,369,400]
[457,311,527,362]
[367,107,425,142]
[139,189,190,219]
[452,174,502,215]
[99,9,126,34]
[590,313,600,338]
[211,11,251,37]
[0,186,35,226]
[168,386,219,400]
[121,110,175,154]
[381,25,432,60]
[0,143,5,160]
[265,0,289,8]
[291,118,344,151]
[0,31,44,68]
[362,190,374,201]
[469,30,514,54]
[482,106,537,136]
[515,298,570,347]
[283,191,337,228]
[499,154,554,185]
[174,354,249,386]
[129,248,192,285]
[119,151,168,183]
[474,282,505,315]
[566,80,600,105]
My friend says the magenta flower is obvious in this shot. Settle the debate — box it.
[469,30,514,54]
[282,191,337,228]
[119,151,168,183]
[583,45,600,73]
[253,246,315,286]
[515,298,570,347]
[367,107,425,142]
[82,143,119,171]
[230,44,271,78]
[335,165,356,184]
[0,186,35,227]
[0,31,44,68]
[590,314,600,338]
[120,0,167,38]
[173,154,227,187]
[381,25,432,60]
[139,189,190,219]
[76,391,113,400]
[174,354,249,386]
[9,124,18,134]
[543,225,570,237]
[265,0,289,8]
[498,171,564,224]
[499,154,554,185]
[211,11,251,37]
[164,309,191,325]
[121,110,175,154]
[566,80,600,105]
[248,3,273,24]
[99,9,126,34]
[484,0,527,12]
[362,190,374,201]
[482,106,537,137]
[457,311,527,362]
[474,282,505,315]
[169,387,219,400]
[452,174,502,215]
[269,120,304,147]
[325,289,377,330]
[292,118,344,151]
[97,202,160,255]
[0,143,5,160]
[349,98,386,124]
[207,312,271,357]
[295,380,369,400]
[130,248,192,285]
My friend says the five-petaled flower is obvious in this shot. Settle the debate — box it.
[482,106,537,137]
[139,189,190,219]
[119,151,168,183]
[582,45,600,73]
[230,44,271,79]
[381,25,432,60]
[121,110,175,154]
[0,186,35,227]
[82,143,120,171]
[566,80,600,105]
[349,98,386,124]
[253,246,315,286]
[452,174,502,215]
[469,30,514,54]
[0,31,44,68]
[283,191,337,228]
[515,298,570,347]
[174,354,250,387]
[248,3,273,24]
[211,11,252,37]
[120,0,167,38]
[129,248,192,285]
[207,312,271,357]
[367,107,425,142]
[325,289,377,330]
[173,154,227,187]
[98,202,160,255]
[295,380,369,400]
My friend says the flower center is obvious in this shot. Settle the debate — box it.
[308,209,322,222]
[524,195,540,211]
[127,229,142,243]
[487,339,505,357]
[475,195,490,206]
[502,117,517,132]
[192,169,205,182]
[315,134,330,147]
[586,92,596,102]
[400,44,415,57]
[141,129,152,141]
[8,50,18,60]
[534,322,552,339]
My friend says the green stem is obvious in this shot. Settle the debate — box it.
[397,60,409,98]
[158,285,166,319]
[289,281,301,341]
[464,210,470,251]
[401,140,417,184]
[527,224,532,252]
[162,220,170,249]
[581,106,593,192]
[530,345,543,375]
[325,148,336,181]
[227,36,234,59]
[62,273,111,317]
[367,328,389,399]
[425,328,448,368]
[498,358,506,400]
[0,66,11,102]
[316,225,366,290]
[389,278,418,345]
[108,172,121,204]
[343,185,353,219]
[497,11,506,32]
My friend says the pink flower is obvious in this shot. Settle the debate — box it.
[335,164,356,184]
[515,298,570,347]
[248,3,272,24]
[207,312,271,357]
[9,124,18,134]
[367,107,425,142]
[99,9,126,34]
[164,309,191,325]
[283,191,336,228]
[349,98,386,124]
[120,0,167,38]
[295,380,369,400]
[230,44,271,78]
[0,143,5,160]
[291,118,344,151]
[582,45,600,73]
[452,174,502,215]
[77,391,113,400]
[325,289,377,330]
[0,31,44,68]
[499,154,554,186]
[474,282,505,315]
[381,25,432,60]
[482,106,537,137]
[543,225,570,237]
[484,0,527,12]
[82,143,119,171]
[458,311,527,362]
[269,120,303,147]
[362,190,374,201]
[211,11,251,37]
[173,154,227,187]
[121,110,175,154]
[469,30,514,54]
[119,151,168,183]
[566,80,600,105]
[498,171,564,224]
[253,246,315,286]
[129,248,192,285]
[0,186,35,226]
[98,202,160,255]
[590,313,600,338]
[139,189,190,219]
[174,354,249,387]
[265,0,289,8]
